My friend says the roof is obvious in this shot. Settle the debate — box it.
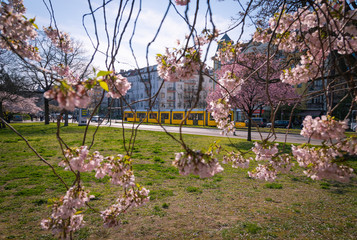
[219,33,231,42]
[216,33,233,51]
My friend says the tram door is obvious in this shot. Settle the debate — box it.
[161,113,169,124]
[193,113,199,125]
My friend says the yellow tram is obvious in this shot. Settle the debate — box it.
[123,109,247,127]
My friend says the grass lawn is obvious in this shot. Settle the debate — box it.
[0,123,356,240]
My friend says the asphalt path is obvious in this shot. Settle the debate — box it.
[95,121,322,145]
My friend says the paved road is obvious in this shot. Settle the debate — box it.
[96,121,321,145]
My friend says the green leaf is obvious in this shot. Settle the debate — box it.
[61,81,70,89]
[99,81,109,92]
[32,22,39,30]
[97,70,112,78]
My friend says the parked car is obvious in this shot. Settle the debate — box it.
[245,117,267,127]
[91,115,102,123]
[12,115,23,122]
[267,120,291,128]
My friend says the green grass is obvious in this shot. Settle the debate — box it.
[0,122,357,239]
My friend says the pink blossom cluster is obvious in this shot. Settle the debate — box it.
[52,65,79,84]
[214,41,241,64]
[101,187,150,227]
[44,26,73,53]
[249,143,294,181]
[292,145,354,183]
[0,0,40,61]
[59,147,135,189]
[271,154,294,174]
[194,29,219,46]
[248,164,277,182]
[301,115,348,141]
[2,93,41,114]
[59,146,103,172]
[98,154,135,188]
[218,70,243,96]
[253,1,357,85]
[44,82,91,111]
[103,73,131,98]
[41,186,89,238]
[207,97,235,135]
[175,0,189,6]
[173,149,224,178]
[222,151,250,169]
[337,138,357,155]
[252,142,279,161]
[279,53,320,85]
[157,46,200,82]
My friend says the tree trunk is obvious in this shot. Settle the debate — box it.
[0,102,5,128]
[247,116,252,141]
[64,110,68,127]
[44,97,50,125]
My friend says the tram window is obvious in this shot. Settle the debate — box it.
[173,113,183,120]
[210,114,214,121]
[137,113,146,118]
[125,113,133,118]
[188,114,194,120]
[149,113,157,119]
[198,113,203,120]
[161,113,169,119]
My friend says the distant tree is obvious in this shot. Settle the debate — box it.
[19,32,88,125]
[0,54,31,128]
[2,93,41,117]
[208,51,299,141]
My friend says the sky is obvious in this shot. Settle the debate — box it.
[23,0,256,71]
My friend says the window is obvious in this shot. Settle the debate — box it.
[197,113,203,120]
[188,113,204,120]
[161,113,169,119]
[137,113,146,119]
[125,113,133,118]
[173,113,183,120]
[149,113,157,119]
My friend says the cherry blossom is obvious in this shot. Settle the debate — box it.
[52,65,79,84]
[222,151,250,169]
[301,115,349,141]
[248,164,278,182]
[173,147,224,178]
[100,154,135,188]
[175,0,189,6]
[59,147,135,188]
[0,0,40,61]
[44,82,91,111]
[252,142,279,161]
[102,72,131,99]
[101,186,150,227]
[249,143,293,181]
[41,186,89,238]
[157,46,200,82]
[59,146,103,172]
[292,145,354,183]
[207,96,235,135]
[254,1,357,85]
[44,26,73,53]
[2,93,41,114]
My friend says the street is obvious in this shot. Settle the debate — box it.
[94,120,322,145]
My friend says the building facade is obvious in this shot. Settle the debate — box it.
[121,65,214,111]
